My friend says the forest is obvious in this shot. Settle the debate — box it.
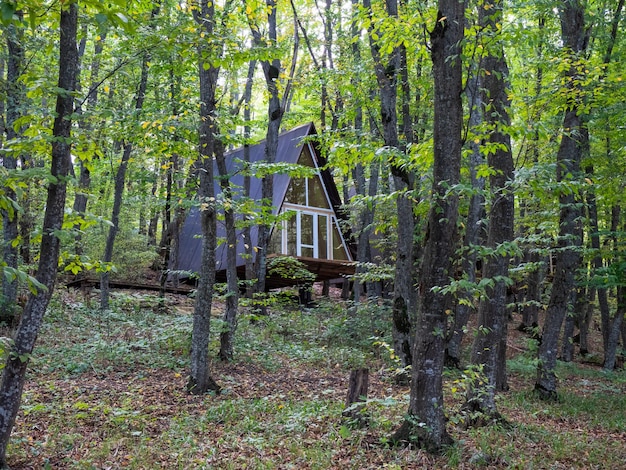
[0,0,625,468]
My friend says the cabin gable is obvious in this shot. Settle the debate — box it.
[268,143,352,263]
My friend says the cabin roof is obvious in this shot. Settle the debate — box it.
[176,123,356,288]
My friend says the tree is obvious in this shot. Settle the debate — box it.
[216,135,240,361]
[0,2,79,464]
[100,3,160,310]
[187,0,227,394]
[535,0,588,400]
[1,10,24,324]
[464,0,515,420]
[392,0,464,451]
[73,27,106,258]
[247,0,297,306]
[363,0,417,369]
[446,70,486,368]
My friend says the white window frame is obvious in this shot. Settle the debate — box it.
[281,204,334,259]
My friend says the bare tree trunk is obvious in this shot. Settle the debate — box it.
[349,0,374,307]
[248,0,296,307]
[464,0,514,421]
[241,60,257,296]
[159,61,185,292]
[520,252,544,332]
[446,72,485,367]
[535,0,587,400]
[518,14,545,335]
[147,159,160,246]
[364,0,416,369]
[100,5,158,310]
[604,217,626,371]
[0,4,78,465]
[561,283,579,362]
[217,151,240,361]
[342,368,369,424]
[604,279,625,371]
[595,0,624,355]
[187,0,226,395]
[73,32,106,255]
[392,0,464,451]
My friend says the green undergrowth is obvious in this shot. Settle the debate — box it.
[235,296,394,371]
[6,289,626,469]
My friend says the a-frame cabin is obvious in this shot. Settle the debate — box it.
[176,123,355,289]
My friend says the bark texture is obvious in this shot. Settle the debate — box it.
[248,0,292,304]
[342,368,369,424]
[465,0,514,420]
[187,0,224,395]
[0,4,78,465]
[364,0,417,368]
[1,13,24,323]
[392,0,463,451]
[535,0,587,400]
[217,152,240,361]
[446,73,485,367]
[73,32,106,256]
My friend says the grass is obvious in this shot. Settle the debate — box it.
[5,287,626,469]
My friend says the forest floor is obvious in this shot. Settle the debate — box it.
[3,285,626,469]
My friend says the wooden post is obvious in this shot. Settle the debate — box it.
[342,368,369,425]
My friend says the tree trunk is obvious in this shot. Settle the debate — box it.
[241,60,257,297]
[604,286,625,371]
[1,12,24,324]
[578,286,594,355]
[604,219,626,371]
[364,0,417,369]
[217,151,240,362]
[248,0,293,307]
[187,0,223,395]
[100,4,156,308]
[446,72,485,367]
[561,286,579,362]
[392,0,463,451]
[464,0,514,421]
[73,32,106,256]
[100,142,132,310]
[535,0,587,400]
[0,4,78,465]
[520,252,544,332]
[342,368,369,424]
[147,159,160,246]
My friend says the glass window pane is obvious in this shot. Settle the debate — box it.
[299,146,315,168]
[307,175,328,208]
[300,213,313,246]
[318,214,328,259]
[285,177,306,205]
[287,214,297,256]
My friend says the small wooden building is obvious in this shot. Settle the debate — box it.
[177,123,356,289]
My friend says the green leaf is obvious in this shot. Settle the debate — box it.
[0,1,16,24]
[338,425,351,439]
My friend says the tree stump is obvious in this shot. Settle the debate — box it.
[342,368,369,426]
